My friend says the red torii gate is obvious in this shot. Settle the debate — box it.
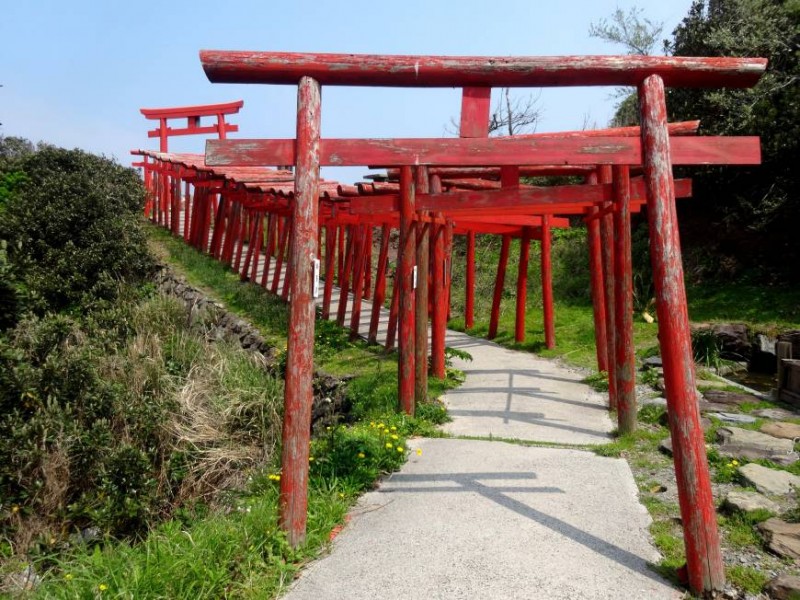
[148,51,764,595]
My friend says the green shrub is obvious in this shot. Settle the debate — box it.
[0,146,154,314]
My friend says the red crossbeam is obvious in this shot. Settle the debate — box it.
[206,136,760,167]
[201,51,766,88]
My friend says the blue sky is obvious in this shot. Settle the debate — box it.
[1,0,693,183]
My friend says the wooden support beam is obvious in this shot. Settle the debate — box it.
[398,166,416,415]
[541,217,555,350]
[460,87,491,138]
[349,226,367,340]
[639,74,724,594]
[322,224,337,319]
[369,224,391,344]
[465,231,476,329]
[430,177,447,379]
[599,166,617,410]
[613,166,637,434]
[206,135,761,168]
[516,231,531,343]
[415,168,430,404]
[279,76,321,549]
[488,235,511,340]
[336,226,355,327]
[201,51,766,88]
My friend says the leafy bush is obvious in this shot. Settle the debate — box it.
[0,146,154,314]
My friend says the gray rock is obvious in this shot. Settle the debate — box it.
[699,400,739,414]
[758,518,800,560]
[753,407,799,420]
[716,426,795,461]
[4,565,40,592]
[761,421,800,440]
[766,574,800,600]
[724,490,779,515]
[703,389,761,406]
[710,323,752,361]
[659,437,673,456]
[640,396,667,407]
[709,412,757,424]
[739,463,800,495]
[641,356,662,369]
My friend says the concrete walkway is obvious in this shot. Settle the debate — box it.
[179,226,678,599]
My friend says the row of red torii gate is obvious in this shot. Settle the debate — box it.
[133,50,767,595]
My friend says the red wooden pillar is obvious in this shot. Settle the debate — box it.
[336,226,355,327]
[515,230,531,343]
[322,223,337,319]
[272,219,289,294]
[488,235,511,340]
[444,221,453,322]
[182,181,191,242]
[613,165,637,434]
[586,196,609,372]
[640,74,723,594]
[369,224,391,344]
[349,226,368,339]
[599,166,617,410]
[259,213,274,287]
[385,275,399,351]
[541,216,555,350]
[250,213,264,283]
[398,166,416,415]
[240,215,258,281]
[279,76,321,549]
[363,226,373,300]
[465,231,476,329]
[430,176,446,379]
[233,208,248,274]
[337,225,345,283]
[281,227,294,300]
[415,167,430,404]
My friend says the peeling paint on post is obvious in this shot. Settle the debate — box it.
[613,165,636,434]
[598,166,617,410]
[279,76,321,549]
[541,216,555,349]
[415,167,430,404]
[488,235,511,340]
[430,175,447,380]
[585,173,608,373]
[639,74,724,594]
[398,165,416,415]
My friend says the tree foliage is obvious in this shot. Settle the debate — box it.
[666,0,800,278]
[588,6,665,55]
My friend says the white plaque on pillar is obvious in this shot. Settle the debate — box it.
[412,265,418,289]
[312,257,321,298]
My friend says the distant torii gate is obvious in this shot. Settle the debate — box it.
[196,51,765,595]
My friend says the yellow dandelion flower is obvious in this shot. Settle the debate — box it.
[99,584,108,592]
[416,448,423,456]
[357,452,365,459]
[385,443,393,449]
[64,574,73,581]
[397,447,404,453]
[391,434,399,440]
[11,505,19,514]
[732,460,739,466]
[309,456,315,462]
[390,426,397,431]
[377,423,385,429]
[370,422,376,428]
[339,493,345,498]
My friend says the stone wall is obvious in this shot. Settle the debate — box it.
[154,265,351,429]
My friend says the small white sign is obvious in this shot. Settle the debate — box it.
[412,265,418,290]
[312,257,321,298]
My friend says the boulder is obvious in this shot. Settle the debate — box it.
[761,421,800,440]
[766,574,800,600]
[739,463,800,495]
[699,400,737,414]
[641,356,662,370]
[711,323,752,360]
[716,426,795,461]
[659,437,673,456]
[723,490,779,515]
[758,518,800,560]
[750,333,778,374]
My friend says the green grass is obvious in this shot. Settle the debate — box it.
[726,565,769,595]
[29,224,463,599]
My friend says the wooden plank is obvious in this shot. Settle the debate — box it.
[460,87,491,138]
[206,136,760,167]
[200,51,766,88]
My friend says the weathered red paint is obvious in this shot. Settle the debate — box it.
[598,166,617,410]
[322,224,337,319]
[586,201,608,373]
[369,224,391,344]
[541,217,555,350]
[488,235,511,340]
[460,86,491,138]
[201,50,766,88]
[206,135,760,168]
[415,168,431,404]
[639,74,724,593]
[465,231,476,329]
[430,176,447,380]
[515,232,531,343]
[385,274,399,351]
[613,166,637,434]
[349,226,367,340]
[272,218,289,294]
[336,226,355,327]
[398,166,416,415]
[279,76,321,548]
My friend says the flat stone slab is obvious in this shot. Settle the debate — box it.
[716,426,795,461]
[285,439,679,600]
[703,390,761,406]
[758,518,800,560]
[441,333,613,445]
[724,490,780,515]
[709,412,757,424]
[761,421,800,440]
[753,408,800,420]
[739,463,800,495]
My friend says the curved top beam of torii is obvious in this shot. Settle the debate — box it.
[200,51,766,89]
